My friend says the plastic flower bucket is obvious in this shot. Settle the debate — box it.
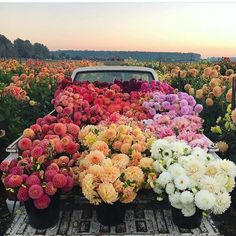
[96,202,126,226]
[24,191,60,229]
[171,207,202,229]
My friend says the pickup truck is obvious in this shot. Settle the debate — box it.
[3,66,220,236]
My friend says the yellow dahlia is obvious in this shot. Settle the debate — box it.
[138,157,154,169]
[124,166,144,186]
[98,183,118,204]
[84,150,105,165]
[91,141,110,156]
[111,154,130,170]
[100,166,120,183]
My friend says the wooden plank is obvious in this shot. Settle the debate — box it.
[154,209,168,234]
[5,211,26,236]
[15,215,28,235]
[89,210,100,235]
[57,209,72,235]
[45,211,63,236]
[66,210,82,235]
[163,209,180,235]
[125,210,136,234]
[144,209,158,234]
[207,217,221,235]
[201,217,219,236]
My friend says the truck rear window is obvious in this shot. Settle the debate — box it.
[74,70,154,82]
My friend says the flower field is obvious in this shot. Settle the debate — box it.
[0,59,98,158]
[1,58,236,232]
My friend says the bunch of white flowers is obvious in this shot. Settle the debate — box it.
[151,139,236,217]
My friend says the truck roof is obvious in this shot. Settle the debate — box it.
[71,66,158,81]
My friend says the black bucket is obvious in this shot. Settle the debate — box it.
[171,207,202,229]
[24,192,60,229]
[96,202,126,226]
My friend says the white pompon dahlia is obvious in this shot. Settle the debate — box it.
[168,163,185,177]
[195,190,216,211]
[181,203,196,217]
[220,159,236,178]
[169,192,182,209]
[151,139,169,159]
[192,147,207,161]
[212,192,231,215]
[166,183,175,195]
[174,175,190,191]
[157,171,172,186]
[179,191,194,204]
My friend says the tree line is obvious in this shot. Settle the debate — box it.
[0,34,50,59]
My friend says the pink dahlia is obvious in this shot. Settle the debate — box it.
[18,138,32,150]
[28,184,44,199]
[17,187,29,202]
[0,160,9,172]
[34,194,51,209]
[31,146,44,159]
[52,174,67,188]
[45,169,57,182]
[8,175,23,188]
[65,142,78,155]
[10,166,23,175]
[47,163,60,172]
[54,123,67,136]
[62,176,74,192]
[45,182,57,196]
[26,175,41,186]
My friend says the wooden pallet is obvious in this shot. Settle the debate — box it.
[5,201,221,236]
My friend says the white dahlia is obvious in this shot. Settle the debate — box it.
[200,176,220,194]
[181,203,196,217]
[169,192,182,209]
[150,139,169,159]
[195,190,216,211]
[179,191,194,204]
[157,171,172,186]
[212,192,231,215]
[166,183,175,195]
[174,175,190,190]
[168,163,185,177]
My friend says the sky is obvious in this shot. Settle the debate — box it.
[0,2,236,58]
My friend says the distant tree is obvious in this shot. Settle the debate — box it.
[32,43,50,59]
[0,34,17,58]
[14,38,33,59]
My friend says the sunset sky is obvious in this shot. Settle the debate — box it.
[0,2,236,58]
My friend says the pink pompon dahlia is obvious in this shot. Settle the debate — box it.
[52,174,67,188]
[28,184,44,199]
[18,137,32,150]
[17,187,29,202]
[31,146,44,159]
[26,175,41,186]
[9,166,23,175]
[67,123,80,136]
[0,160,9,172]
[47,163,60,172]
[62,176,74,192]
[65,142,78,155]
[45,169,57,182]
[54,123,67,136]
[7,175,23,188]
[34,194,51,209]
[45,182,57,196]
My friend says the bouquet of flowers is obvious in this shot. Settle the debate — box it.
[18,115,80,159]
[150,139,236,217]
[0,156,74,209]
[75,123,156,204]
